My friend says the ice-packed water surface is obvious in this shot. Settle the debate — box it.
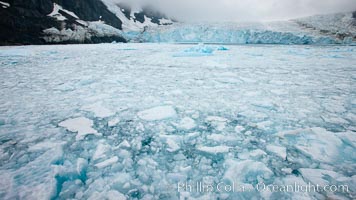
[0,43,355,199]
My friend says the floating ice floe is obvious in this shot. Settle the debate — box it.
[176,117,196,130]
[278,127,342,163]
[207,134,242,143]
[28,140,66,151]
[299,168,349,186]
[239,149,267,160]
[197,145,230,155]
[223,159,273,189]
[82,103,114,118]
[266,145,287,160]
[166,138,180,152]
[137,106,177,121]
[206,116,228,131]
[58,117,101,141]
[94,156,119,168]
[93,141,111,160]
[108,118,120,127]
[173,44,214,57]
[217,46,229,51]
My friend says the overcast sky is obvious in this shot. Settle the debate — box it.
[121,0,356,22]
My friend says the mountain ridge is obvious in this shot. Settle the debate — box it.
[0,0,172,45]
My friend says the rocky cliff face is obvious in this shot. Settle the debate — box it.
[0,0,172,45]
[0,0,59,45]
[54,0,122,29]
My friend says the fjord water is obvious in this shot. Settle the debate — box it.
[0,43,355,199]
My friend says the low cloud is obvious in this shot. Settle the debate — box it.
[119,0,356,22]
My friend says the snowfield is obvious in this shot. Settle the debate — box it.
[0,43,355,199]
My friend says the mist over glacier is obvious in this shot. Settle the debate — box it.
[115,0,356,22]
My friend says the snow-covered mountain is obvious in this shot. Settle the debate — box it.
[0,0,173,45]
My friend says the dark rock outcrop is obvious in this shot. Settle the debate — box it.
[54,0,122,29]
[134,6,174,25]
[0,0,172,45]
[0,0,126,45]
[0,0,59,45]
[117,2,174,25]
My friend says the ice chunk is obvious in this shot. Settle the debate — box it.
[239,149,267,160]
[58,117,101,141]
[93,142,110,160]
[118,140,131,149]
[166,138,180,152]
[217,46,229,51]
[299,168,347,186]
[279,175,313,199]
[88,190,126,200]
[0,147,64,199]
[76,158,88,175]
[137,106,176,121]
[184,45,214,54]
[337,131,356,148]
[234,125,245,133]
[278,127,342,163]
[177,117,196,130]
[197,146,230,154]
[108,118,120,127]
[94,156,119,168]
[28,141,65,151]
[281,168,293,174]
[107,190,126,200]
[207,134,241,143]
[266,145,287,160]
[82,103,114,118]
[223,159,273,185]
[206,116,228,131]
[173,44,214,57]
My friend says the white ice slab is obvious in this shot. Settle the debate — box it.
[82,103,114,118]
[59,117,101,140]
[197,146,230,154]
[177,117,196,130]
[137,106,176,121]
[95,156,119,168]
[266,145,287,160]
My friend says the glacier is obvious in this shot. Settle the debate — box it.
[0,43,355,199]
[126,14,356,45]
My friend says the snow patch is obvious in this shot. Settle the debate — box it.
[0,1,10,8]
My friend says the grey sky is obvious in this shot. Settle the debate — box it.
[121,0,356,21]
